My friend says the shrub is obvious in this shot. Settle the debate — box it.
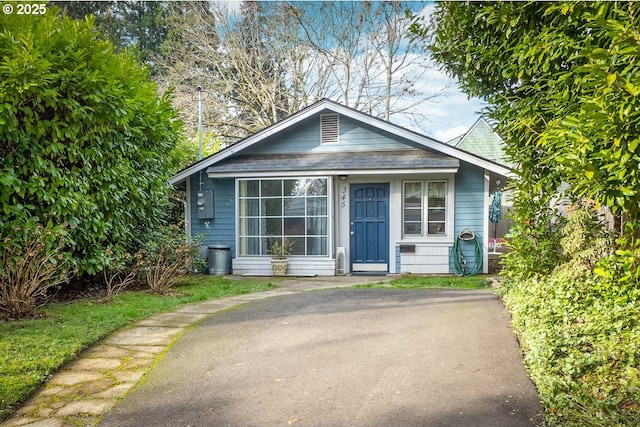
[500,208,640,426]
[594,221,640,304]
[500,202,567,282]
[504,270,640,426]
[0,10,182,275]
[0,219,75,319]
[139,224,198,294]
[101,248,143,301]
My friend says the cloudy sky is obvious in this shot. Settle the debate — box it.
[220,0,486,143]
[416,85,486,143]
[392,2,486,142]
[397,64,486,143]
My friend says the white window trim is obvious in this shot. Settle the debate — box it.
[401,178,454,242]
[235,176,332,257]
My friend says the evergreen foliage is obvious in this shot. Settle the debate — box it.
[411,2,640,424]
[413,1,640,242]
[55,0,171,72]
[0,10,182,275]
[500,210,640,426]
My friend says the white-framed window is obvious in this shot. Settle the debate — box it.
[238,178,329,256]
[402,180,447,237]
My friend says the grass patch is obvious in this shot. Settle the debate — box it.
[356,274,491,289]
[0,275,276,422]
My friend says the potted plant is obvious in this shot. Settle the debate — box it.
[268,237,293,276]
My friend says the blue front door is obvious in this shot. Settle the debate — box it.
[350,183,389,272]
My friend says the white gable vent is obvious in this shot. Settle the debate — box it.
[320,113,339,144]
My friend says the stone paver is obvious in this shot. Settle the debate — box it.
[109,371,144,384]
[67,358,122,371]
[54,401,115,418]
[9,419,63,427]
[103,326,184,346]
[1,275,387,427]
[49,372,105,386]
[135,312,209,327]
[92,384,135,399]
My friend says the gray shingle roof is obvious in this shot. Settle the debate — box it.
[206,149,460,174]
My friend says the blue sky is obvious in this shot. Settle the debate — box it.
[405,81,486,142]
[220,0,486,142]
[388,1,486,142]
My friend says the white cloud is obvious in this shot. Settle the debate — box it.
[389,60,486,141]
[404,2,487,141]
[419,87,486,141]
[212,0,242,17]
[434,125,470,143]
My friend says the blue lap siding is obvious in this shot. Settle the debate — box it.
[189,173,236,258]
[452,162,485,273]
[244,114,415,155]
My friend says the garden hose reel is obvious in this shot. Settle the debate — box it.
[451,227,482,276]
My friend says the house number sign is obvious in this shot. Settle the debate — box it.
[340,185,348,208]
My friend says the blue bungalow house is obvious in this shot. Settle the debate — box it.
[169,99,513,276]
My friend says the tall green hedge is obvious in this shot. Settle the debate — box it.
[0,10,182,274]
[411,2,640,424]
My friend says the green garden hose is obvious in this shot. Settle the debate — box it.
[451,227,483,276]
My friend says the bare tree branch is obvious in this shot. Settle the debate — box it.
[157,1,447,147]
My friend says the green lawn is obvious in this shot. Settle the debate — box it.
[357,274,492,289]
[0,275,276,422]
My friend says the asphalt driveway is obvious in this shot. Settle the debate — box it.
[99,288,541,427]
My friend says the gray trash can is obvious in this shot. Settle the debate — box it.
[208,245,230,276]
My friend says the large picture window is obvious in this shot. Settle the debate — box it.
[403,180,447,237]
[238,178,329,256]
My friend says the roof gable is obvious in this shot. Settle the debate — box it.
[170,99,513,185]
[243,111,423,156]
[453,118,510,166]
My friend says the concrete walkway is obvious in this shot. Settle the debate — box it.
[1,276,389,427]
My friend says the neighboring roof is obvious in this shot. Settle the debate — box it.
[450,117,510,166]
[446,135,463,146]
[207,150,460,176]
[170,99,514,185]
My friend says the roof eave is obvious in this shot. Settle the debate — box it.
[169,99,516,184]
[207,168,460,179]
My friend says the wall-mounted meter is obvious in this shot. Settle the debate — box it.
[197,190,214,220]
